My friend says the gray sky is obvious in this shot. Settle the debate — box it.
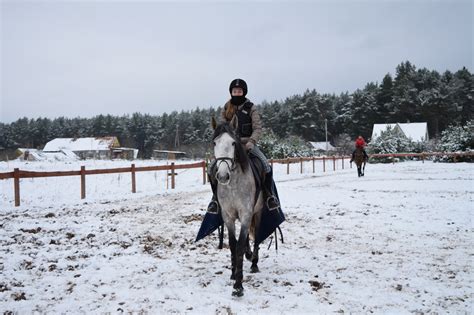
[1,0,472,123]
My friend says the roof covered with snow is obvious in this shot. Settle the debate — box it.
[16,148,78,161]
[372,122,429,142]
[309,141,336,151]
[43,137,119,152]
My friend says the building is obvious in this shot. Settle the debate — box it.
[111,147,139,160]
[309,141,337,155]
[16,148,78,161]
[371,122,429,142]
[153,150,187,160]
[43,137,137,160]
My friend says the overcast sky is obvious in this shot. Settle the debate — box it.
[1,0,472,123]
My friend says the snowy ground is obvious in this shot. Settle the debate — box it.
[0,160,472,314]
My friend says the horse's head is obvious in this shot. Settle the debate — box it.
[211,116,249,184]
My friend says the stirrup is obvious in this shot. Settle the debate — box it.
[266,196,280,211]
[207,200,219,214]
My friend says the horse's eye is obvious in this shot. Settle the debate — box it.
[213,142,216,146]
[232,142,236,146]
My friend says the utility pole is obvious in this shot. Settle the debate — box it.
[325,118,328,152]
[174,124,179,149]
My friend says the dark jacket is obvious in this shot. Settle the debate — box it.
[220,99,263,145]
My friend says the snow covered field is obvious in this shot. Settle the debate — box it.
[0,160,472,314]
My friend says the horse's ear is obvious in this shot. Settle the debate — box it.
[230,115,238,131]
[211,116,217,130]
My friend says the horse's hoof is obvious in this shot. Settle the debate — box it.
[232,287,244,297]
[245,252,252,260]
[250,265,259,273]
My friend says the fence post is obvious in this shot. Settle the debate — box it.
[80,166,86,199]
[131,164,136,193]
[171,162,176,189]
[202,160,206,185]
[421,153,425,164]
[14,168,20,207]
[312,157,315,173]
[300,157,303,174]
[323,157,326,172]
[286,158,290,174]
[392,154,395,164]
[333,156,336,171]
[342,156,344,169]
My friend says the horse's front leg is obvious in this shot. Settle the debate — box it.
[232,224,249,297]
[227,226,237,280]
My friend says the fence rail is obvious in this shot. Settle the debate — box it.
[1,152,472,207]
[1,161,207,207]
[270,155,352,174]
[368,151,474,163]
[370,152,474,158]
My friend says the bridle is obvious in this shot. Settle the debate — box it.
[214,132,238,185]
[216,156,236,172]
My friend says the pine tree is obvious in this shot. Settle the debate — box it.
[392,61,418,122]
[376,73,394,122]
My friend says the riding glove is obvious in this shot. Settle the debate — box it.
[245,142,255,151]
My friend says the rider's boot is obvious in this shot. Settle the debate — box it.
[207,164,220,214]
[263,172,280,211]
[207,194,219,214]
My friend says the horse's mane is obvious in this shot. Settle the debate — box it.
[213,122,249,173]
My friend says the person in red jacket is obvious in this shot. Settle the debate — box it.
[351,135,369,162]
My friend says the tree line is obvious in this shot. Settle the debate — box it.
[1,61,472,158]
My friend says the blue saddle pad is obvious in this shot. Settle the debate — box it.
[195,168,285,246]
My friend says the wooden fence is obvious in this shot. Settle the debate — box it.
[0,161,207,207]
[269,155,351,174]
[1,151,472,207]
[368,151,474,163]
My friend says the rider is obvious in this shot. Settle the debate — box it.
[207,78,280,214]
[350,135,369,162]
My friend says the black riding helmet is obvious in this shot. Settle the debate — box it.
[229,78,248,96]
[229,78,248,106]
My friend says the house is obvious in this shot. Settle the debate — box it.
[43,137,126,160]
[309,141,336,154]
[371,122,429,142]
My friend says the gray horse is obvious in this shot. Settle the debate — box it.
[211,116,264,297]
